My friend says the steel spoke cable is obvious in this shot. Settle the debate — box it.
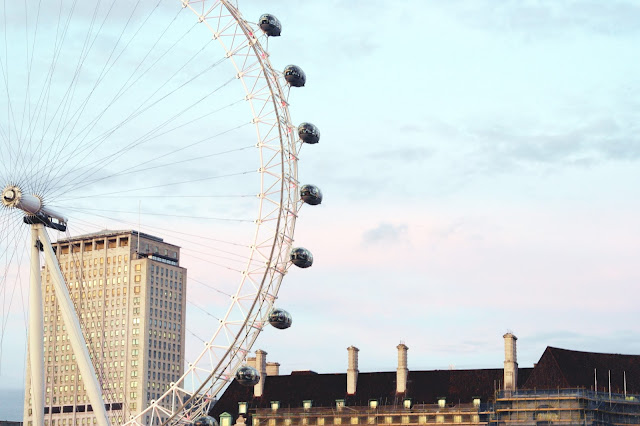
[16,0,41,169]
[0,8,24,184]
[42,43,229,195]
[186,300,220,322]
[30,0,126,195]
[57,205,252,223]
[44,78,242,199]
[58,210,251,274]
[0,216,28,375]
[32,0,160,196]
[61,225,131,412]
[48,169,255,201]
[23,0,71,191]
[59,194,254,201]
[56,213,254,271]
[22,0,43,171]
[31,1,177,194]
[36,10,200,184]
[14,0,80,188]
[47,117,250,199]
[188,277,233,298]
[61,213,249,251]
[14,2,76,193]
[58,227,123,413]
[51,98,247,193]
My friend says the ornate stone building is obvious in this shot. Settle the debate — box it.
[211,335,640,426]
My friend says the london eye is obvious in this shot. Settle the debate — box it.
[0,1,321,424]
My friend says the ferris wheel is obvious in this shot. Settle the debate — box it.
[0,1,321,425]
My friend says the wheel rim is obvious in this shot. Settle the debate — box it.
[0,1,307,424]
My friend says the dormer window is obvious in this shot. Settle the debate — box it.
[403,398,412,409]
[303,400,313,410]
[220,412,232,426]
[238,402,248,414]
[271,401,280,410]
[438,398,446,408]
[336,399,345,410]
[473,398,481,408]
[369,399,378,409]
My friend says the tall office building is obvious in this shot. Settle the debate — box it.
[23,230,187,426]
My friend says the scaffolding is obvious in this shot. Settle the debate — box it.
[491,388,640,425]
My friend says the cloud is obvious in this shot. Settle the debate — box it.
[362,223,408,245]
[464,116,640,175]
[368,146,433,163]
[451,0,640,37]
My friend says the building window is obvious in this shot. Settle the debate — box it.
[271,401,280,410]
[238,402,247,414]
[472,398,480,408]
[403,399,412,409]
[438,398,446,408]
[350,418,358,425]
[336,400,345,410]
[435,415,444,424]
[303,400,313,410]
[220,413,233,426]
[369,400,378,409]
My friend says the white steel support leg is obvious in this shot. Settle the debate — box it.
[37,227,111,426]
[28,224,45,426]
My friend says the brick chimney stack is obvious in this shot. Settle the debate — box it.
[396,343,409,393]
[347,346,359,395]
[266,362,280,376]
[254,349,268,397]
[503,333,518,391]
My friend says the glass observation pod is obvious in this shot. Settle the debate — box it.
[284,65,306,87]
[268,308,293,330]
[298,122,320,144]
[300,184,323,205]
[192,417,219,426]
[259,14,282,37]
[235,365,261,386]
[290,247,313,268]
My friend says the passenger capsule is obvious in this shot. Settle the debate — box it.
[235,365,260,386]
[290,247,313,268]
[298,122,320,144]
[300,184,323,205]
[284,65,306,87]
[269,308,292,330]
[192,417,219,426]
[259,14,282,37]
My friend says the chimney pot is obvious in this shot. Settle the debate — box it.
[254,350,268,397]
[347,346,359,395]
[503,333,518,391]
[396,343,409,393]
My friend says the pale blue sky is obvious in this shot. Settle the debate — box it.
[1,0,639,421]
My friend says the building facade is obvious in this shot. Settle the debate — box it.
[211,336,640,426]
[23,230,187,426]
